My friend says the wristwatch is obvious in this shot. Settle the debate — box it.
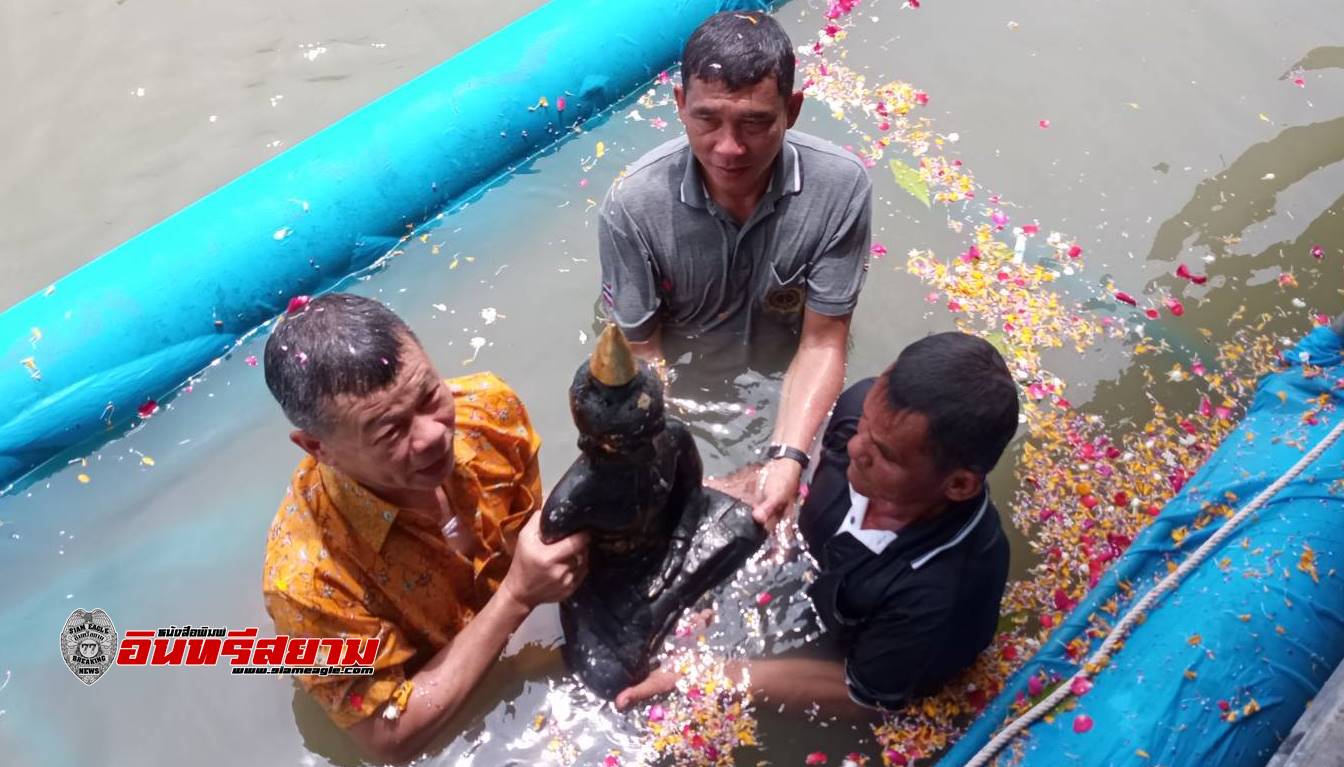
[765,443,810,469]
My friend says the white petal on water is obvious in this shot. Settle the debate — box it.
[432,303,447,312]
[578,330,588,344]
[273,227,292,241]
[480,307,499,325]
[464,336,487,364]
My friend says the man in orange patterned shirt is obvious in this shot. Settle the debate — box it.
[260,293,589,763]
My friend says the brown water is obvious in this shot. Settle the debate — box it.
[1,0,1342,765]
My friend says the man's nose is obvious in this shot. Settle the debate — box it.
[410,415,448,455]
[847,434,872,468]
[714,128,747,158]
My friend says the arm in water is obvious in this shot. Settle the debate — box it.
[615,655,876,721]
[348,514,589,763]
[754,308,851,527]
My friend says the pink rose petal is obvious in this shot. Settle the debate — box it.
[1073,714,1094,733]
[1070,677,1093,696]
[1176,263,1208,285]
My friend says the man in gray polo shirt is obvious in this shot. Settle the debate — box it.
[599,11,872,528]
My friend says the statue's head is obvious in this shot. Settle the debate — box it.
[569,325,666,457]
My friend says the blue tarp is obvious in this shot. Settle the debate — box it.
[0,0,768,492]
[940,323,1344,766]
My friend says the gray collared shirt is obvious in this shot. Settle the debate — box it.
[598,130,872,344]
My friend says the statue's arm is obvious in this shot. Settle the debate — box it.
[540,460,593,544]
[666,420,706,536]
[645,421,705,597]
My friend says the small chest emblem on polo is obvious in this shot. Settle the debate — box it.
[763,285,806,315]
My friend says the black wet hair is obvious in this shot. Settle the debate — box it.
[882,332,1020,475]
[263,293,419,434]
[681,11,795,99]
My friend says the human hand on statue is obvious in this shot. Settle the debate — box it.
[704,460,803,529]
[614,667,679,710]
[704,462,767,506]
[499,512,590,610]
[750,458,803,530]
[614,609,715,710]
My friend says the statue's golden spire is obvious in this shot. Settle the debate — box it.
[589,324,638,386]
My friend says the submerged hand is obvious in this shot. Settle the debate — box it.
[751,459,803,529]
[614,668,680,711]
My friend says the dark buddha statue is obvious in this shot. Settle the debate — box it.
[540,325,767,699]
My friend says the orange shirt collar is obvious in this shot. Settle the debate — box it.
[317,436,479,553]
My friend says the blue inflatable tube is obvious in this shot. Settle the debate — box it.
[0,0,769,491]
[939,323,1344,766]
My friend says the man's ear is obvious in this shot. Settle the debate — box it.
[290,430,324,462]
[943,468,983,503]
[674,83,687,112]
[785,90,804,128]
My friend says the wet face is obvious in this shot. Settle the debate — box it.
[846,378,980,511]
[293,339,456,495]
[675,75,803,200]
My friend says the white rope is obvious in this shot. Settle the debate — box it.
[964,415,1344,767]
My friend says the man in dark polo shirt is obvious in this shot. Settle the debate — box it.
[617,332,1018,714]
[598,11,873,529]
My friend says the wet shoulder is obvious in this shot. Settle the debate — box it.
[787,130,870,190]
[448,371,527,428]
[607,135,690,205]
[447,371,538,469]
